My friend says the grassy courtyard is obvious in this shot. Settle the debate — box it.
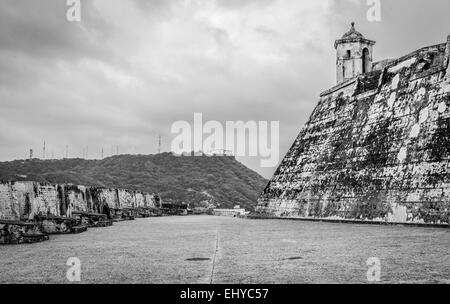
[0,216,448,284]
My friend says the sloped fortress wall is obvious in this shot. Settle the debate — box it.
[256,39,450,225]
[118,189,136,208]
[64,185,89,215]
[96,188,121,210]
[144,193,157,208]
[0,181,158,221]
[0,182,60,220]
[135,192,146,208]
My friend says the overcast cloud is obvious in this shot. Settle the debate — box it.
[1,0,449,178]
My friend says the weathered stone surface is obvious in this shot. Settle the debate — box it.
[0,182,159,222]
[63,185,89,216]
[0,220,49,244]
[0,183,159,244]
[118,189,136,209]
[71,211,113,228]
[255,39,450,226]
[35,215,86,234]
[0,182,61,220]
[121,208,136,220]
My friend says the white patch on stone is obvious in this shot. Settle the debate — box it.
[388,57,417,73]
[387,92,396,108]
[391,74,400,90]
[397,147,408,163]
[414,87,426,101]
[438,102,447,113]
[409,124,421,138]
[388,204,408,222]
[409,81,417,92]
[419,107,429,124]
[444,82,450,93]
[374,93,384,103]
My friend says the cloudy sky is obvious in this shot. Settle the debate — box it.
[1,0,449,178]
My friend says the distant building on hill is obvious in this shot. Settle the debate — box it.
[213,205,248,217]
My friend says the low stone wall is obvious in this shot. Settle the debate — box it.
[0,181,159,221]
[0,220,49,244]
[0,181,161,244]
[0,182,60,221]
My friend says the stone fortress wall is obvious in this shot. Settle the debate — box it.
[0,181,158,221]
[255,35,450,226]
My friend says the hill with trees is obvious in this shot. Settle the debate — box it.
[0,153,268,210]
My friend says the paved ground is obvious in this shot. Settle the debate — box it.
[0,216,448,284]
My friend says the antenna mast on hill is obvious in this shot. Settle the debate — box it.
[65,145,68,159]
[43,141,46,159]
[29,149,33,160]
[101,147,104,159]
[158,135,162,154]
